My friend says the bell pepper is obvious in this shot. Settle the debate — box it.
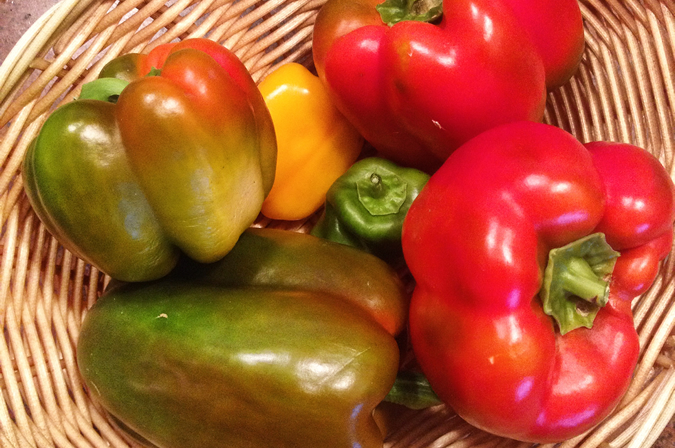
[97,53,147,83]
[497,0,585,89]
[312,157,429,261]
[258,62,364,221]
[77,228,408,448]
[22,39,276,282]
[312,0,584,172]
[401,121,675,442]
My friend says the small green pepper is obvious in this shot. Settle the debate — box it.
[312,157,430,261]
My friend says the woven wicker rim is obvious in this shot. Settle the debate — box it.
[1,1,674,447]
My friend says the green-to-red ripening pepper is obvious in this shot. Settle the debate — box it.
[23,39,276,282]
[402,121,675,442]
[312,0,584,172]
[77,228,408,448]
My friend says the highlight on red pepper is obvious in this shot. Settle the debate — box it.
[312,0,584,172]
[258,62,363,221]
[401,121,675,443]
[23,39,277,282]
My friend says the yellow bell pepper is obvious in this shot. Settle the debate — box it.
[259,62,363,221]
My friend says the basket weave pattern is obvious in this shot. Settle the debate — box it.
[0,1,674,447]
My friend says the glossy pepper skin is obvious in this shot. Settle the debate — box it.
[77,228,407,448]
[258,62,363,221]
[23,39,276,282]
[401,121,675,442]
[312,0,583,172]
[312,157,429,261]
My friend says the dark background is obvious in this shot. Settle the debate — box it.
[0,0,61,62]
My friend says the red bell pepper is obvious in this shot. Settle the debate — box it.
[312,0,583,172]
[401,121,675,442]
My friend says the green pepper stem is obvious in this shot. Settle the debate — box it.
[369,173,384,197]
[559,257,609,304]
[376,0,443,26]
[540,233,620,335]
[146,67,162,77]
[384,371,442,410]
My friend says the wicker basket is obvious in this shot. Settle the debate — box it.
[1,0,674,447]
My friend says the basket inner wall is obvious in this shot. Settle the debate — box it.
[0,1,675,447]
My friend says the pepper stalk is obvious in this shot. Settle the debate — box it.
[376,0,444,26]
[541,233,620,335]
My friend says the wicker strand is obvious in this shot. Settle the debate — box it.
[623,283,675,406]
[208,0,261,46]
[247,13,315,73]
[183,0,236,39]
[545,91,566,133]
[386,408,460,448]
[5,295,54,447]
[227,0,306,58]
[0,418,34,448]
[590,0,633,43]
[607,31,635,143]
[0,0,93,102]
[52,0,109,56]
[639,388,675,448]
[26,16,118,123]
[634,275,666,328]
[626,369,675,448]
[54,28,139,108]
[556,84,581,139]
[607,0,641,36]
[20,223,67,435]
[7,215,51,440]
[566,75,593,142]
[609,374,670,447]
[394,420,473,448]
[647,6,675,169]
[577,61,604,142]
[626,17,663,153]
[581,1,617,52]
[236,0,312,60]
[102,0,174,53]
[0,206,39,446]
[640,8,674,167]
[127,0,212,51]
[0,177,28,239]
[0,100,37,189]
[638,278,675,351]
[57,0,146,52]
[0,0,113,128]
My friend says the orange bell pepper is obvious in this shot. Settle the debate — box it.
[259,63,363,221]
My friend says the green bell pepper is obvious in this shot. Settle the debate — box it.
[311,157,430,261]
[23,39,276,282]
[77,228,409,448]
